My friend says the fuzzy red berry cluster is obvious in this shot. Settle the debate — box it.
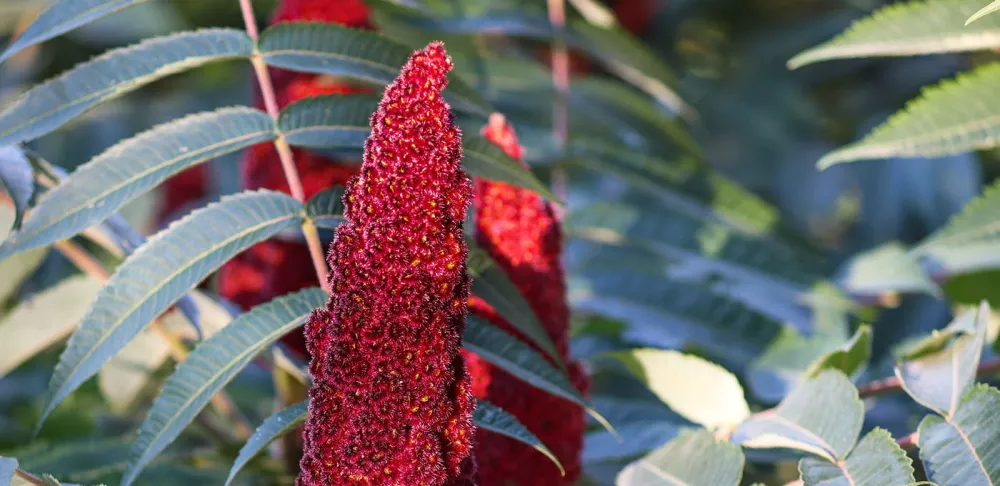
[297,42,478,486]
[464,114,590,486]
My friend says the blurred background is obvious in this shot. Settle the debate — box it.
[0,0,995,483]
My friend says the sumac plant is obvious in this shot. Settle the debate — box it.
[3,0,1000,485]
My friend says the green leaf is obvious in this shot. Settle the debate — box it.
[123,288,326,486]
[13,437,131,480]
[817,63,1000,168]
[463,314,585,409]
[98,326,172,413]
[799,428,915,486]
[839,242,937,298]
[278,94,377,150]
[732,369,864,461]
[0,29,253,149]
[466,241,565,370]
[616,428,744,486]
[1,457,15,485]
[968,0,1000,24]
[789,0,1000,68]
[225,400,308,486]
[37,190,304,430]
[610,349,750,430]
[804,325,872,379]
[565,144,783,241]
[918,383,1000,485]
[473,400,564,475]
[570,270,784,365]
[227,398,562,481]
[0,108,276,260]
[0,0,152,63]
[462,135,559,202]
[916,178,1000,276]
[0,275,102,378]
[896,301,989,416]
[257,22,490,115]
[0,244,47,305]
[0,146,33,231]
[371,2,686,114]
[304,186,346,230]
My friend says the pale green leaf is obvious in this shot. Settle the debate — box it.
[0,108,276,260]
[818,63,1000,168]
[257,22,490,115]
[616,428,744,486]
[0,0,152,63]
[225,400,308,486]
[916,178,1000,276]
[896,301,989,416]
[473,400,564,475]
[278,94,377,150]
[799,428,915,486]
[918,383,1000,485]
[968,0,1000,24]
[467,241,564,370]
[304,186,346,230]
[462,135,559,202]
[839,242,937,298]
[0,29,253,149]
[610,349,750,430]
[37,190,304,430]
[0,275,102,378]
[0,146,33,231]
[0,242,47,305]
[732,370,864,460]
[123,288,326,486]
[98,326,171,413]
[789,0,1000,68]
[804,325,872,379]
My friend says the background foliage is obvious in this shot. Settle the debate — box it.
[3,0,1000,485]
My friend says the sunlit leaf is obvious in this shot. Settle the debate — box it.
[732,370,863,461]
[611,349,750,430]
[968,0,1000,24]
[803,325,872,379]
[0,243,47,305]
[616,428,744,486]
[37,191,304,430]
[0,29,253,149]
[0,275,102,378]
[839,242,937,298]
[917,178,1000,276]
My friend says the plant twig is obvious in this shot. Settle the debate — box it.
[548,0,570,216]
[857,357,1000,398]
[238,0,330,288]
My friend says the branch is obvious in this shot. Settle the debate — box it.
[548,0,570,217]
[857,357,1000,399]
[238,0,330,288]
